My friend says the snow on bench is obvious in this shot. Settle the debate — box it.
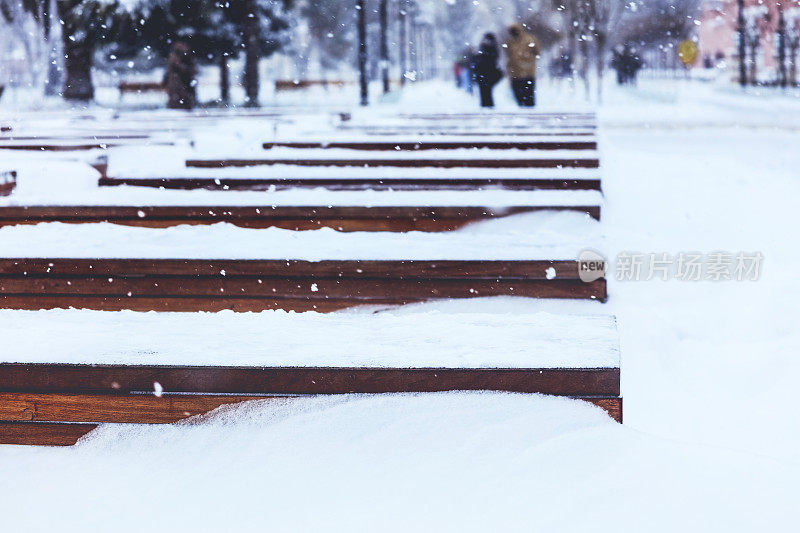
[0,307,622,445]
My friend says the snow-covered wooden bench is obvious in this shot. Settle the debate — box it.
[0,204,601,230]
[98,168,602,191]
[262,138,597,151]
[0,213,605,310]
[0,309,622,445]
[99,150,602,191]
[184,156,600,170]
[0,170,16,197]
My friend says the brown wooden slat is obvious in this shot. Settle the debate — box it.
[0,143,123,151]
[354,131,596,137]
[98,177,602,191]
[185,158,600,169]
[0,259,583,278]
[0,364,621,396]
[591,396,622,423]
[0,135,150,141]
[0,392,620,424]
[0,205,601,228]
[262,141,598,151]
[0,295,381,312]
[0,421,96,446]
[0,277,603,300]
[0,392,291,424]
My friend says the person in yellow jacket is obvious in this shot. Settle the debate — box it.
[504,23,540,107]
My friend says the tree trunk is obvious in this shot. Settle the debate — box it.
[219,54,230,104]
[165,41,197,110]
[379,0,389,94]
[57,0,93,101]
[243,0,260,107]
[357,0,368,105]
[580,36,590,100]
[43,0,60,96]
[595,33,605,103]
[398,0,407,86]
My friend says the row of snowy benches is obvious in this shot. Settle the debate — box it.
[0,110,619,445]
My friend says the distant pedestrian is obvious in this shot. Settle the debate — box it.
[473,33,502,108]
[504,23,539,107]
[611,44,642,85]
[458,46,475,93]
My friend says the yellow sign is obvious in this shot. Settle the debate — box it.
[678,40,698,66]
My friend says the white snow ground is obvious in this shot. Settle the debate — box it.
[0,78,798,531]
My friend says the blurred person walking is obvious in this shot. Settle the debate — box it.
[504,23,539,107]
[473,33,502,108]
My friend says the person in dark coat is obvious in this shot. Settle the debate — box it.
[472,33,502,108]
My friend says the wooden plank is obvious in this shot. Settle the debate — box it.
[98,177,603,191]
[185,158,600,169]
[0,143,122,151]
[0,295,381,312]
[0,392,620,424]
[0,258,584,278]
[397,111,597,119]
[0,205,601,229]
[0,392,290,424]
[0,364,621,396]
[0,421,96,446]
[0,134,150,141]
[262,141,598,151]
[350,130,596,137]
[0,277,604,300]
